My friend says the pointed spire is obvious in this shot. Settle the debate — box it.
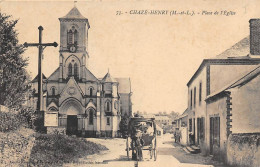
[60,4,87,19]
[102,70,117,83]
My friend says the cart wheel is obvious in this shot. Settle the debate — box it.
[149,147,153,159]
[126,137,130,160]
[154,139,157,161]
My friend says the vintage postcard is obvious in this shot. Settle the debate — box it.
[0,0,260,166]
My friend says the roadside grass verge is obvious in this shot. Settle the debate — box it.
[29,133,108,166]
[0,127,35,165]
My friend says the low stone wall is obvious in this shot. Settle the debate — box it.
[47,126,66,135]
[227,133,260,167]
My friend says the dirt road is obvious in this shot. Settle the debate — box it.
[65,134,226,167]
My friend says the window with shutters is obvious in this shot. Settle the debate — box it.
[197,117,205,144]
[214,117,220,147]
[189,118,192,132]
[210,116,220,154]
[200,117,205,140]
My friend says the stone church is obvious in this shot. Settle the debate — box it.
[29,6,132,137]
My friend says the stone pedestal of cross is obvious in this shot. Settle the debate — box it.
[24,26,58,113]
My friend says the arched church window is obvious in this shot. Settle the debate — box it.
[51,87,55,95]
[106,101,110,112]
[89,109,94,125]
[90,88,93,97]
[68,30,73,45]
[68,63,72,77]
[74,63,78,78]
[74,29,78,45]
[67,26,78,45]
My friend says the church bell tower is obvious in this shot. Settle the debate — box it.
[58,6,90,82]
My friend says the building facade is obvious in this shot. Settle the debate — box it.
[185,19,260,157]
[29,7,132,137]
[205,65,260,161]
[154,115,170,127]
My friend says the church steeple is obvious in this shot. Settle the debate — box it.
[59,6,90,53]
[58,6,90,82]
[61,6,87,20]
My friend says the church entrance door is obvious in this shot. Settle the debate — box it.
[67,115,78,135]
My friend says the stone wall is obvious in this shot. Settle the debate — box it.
[227,133,260,167]
[47,126,66,135]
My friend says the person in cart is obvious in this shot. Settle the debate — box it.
[126,118,157,161]
[146,122,154,136]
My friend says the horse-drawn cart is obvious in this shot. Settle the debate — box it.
[126,117,157,161]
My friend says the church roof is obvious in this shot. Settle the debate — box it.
[61,7,87,20]
[115,78,131,94]
[46,67,98,82]
[47,67,60,81]
[85,67,99,82]
[101,72,117,83]
[31,74,47,83]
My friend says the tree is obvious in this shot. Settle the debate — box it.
[119,115,128,138]
[169,111,179,121]
[0,12,30,110]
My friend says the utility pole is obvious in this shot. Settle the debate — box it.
[24,26,58,114]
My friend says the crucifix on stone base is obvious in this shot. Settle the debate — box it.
[24,26,58,113]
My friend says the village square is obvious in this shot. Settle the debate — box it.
[0,1,260,167]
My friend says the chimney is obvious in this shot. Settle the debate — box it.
[250,19,260,55]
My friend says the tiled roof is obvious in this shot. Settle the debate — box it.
[215,36,250,59]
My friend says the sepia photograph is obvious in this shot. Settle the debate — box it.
[0,0,260,166]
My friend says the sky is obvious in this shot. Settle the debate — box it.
[1,0,260,114]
